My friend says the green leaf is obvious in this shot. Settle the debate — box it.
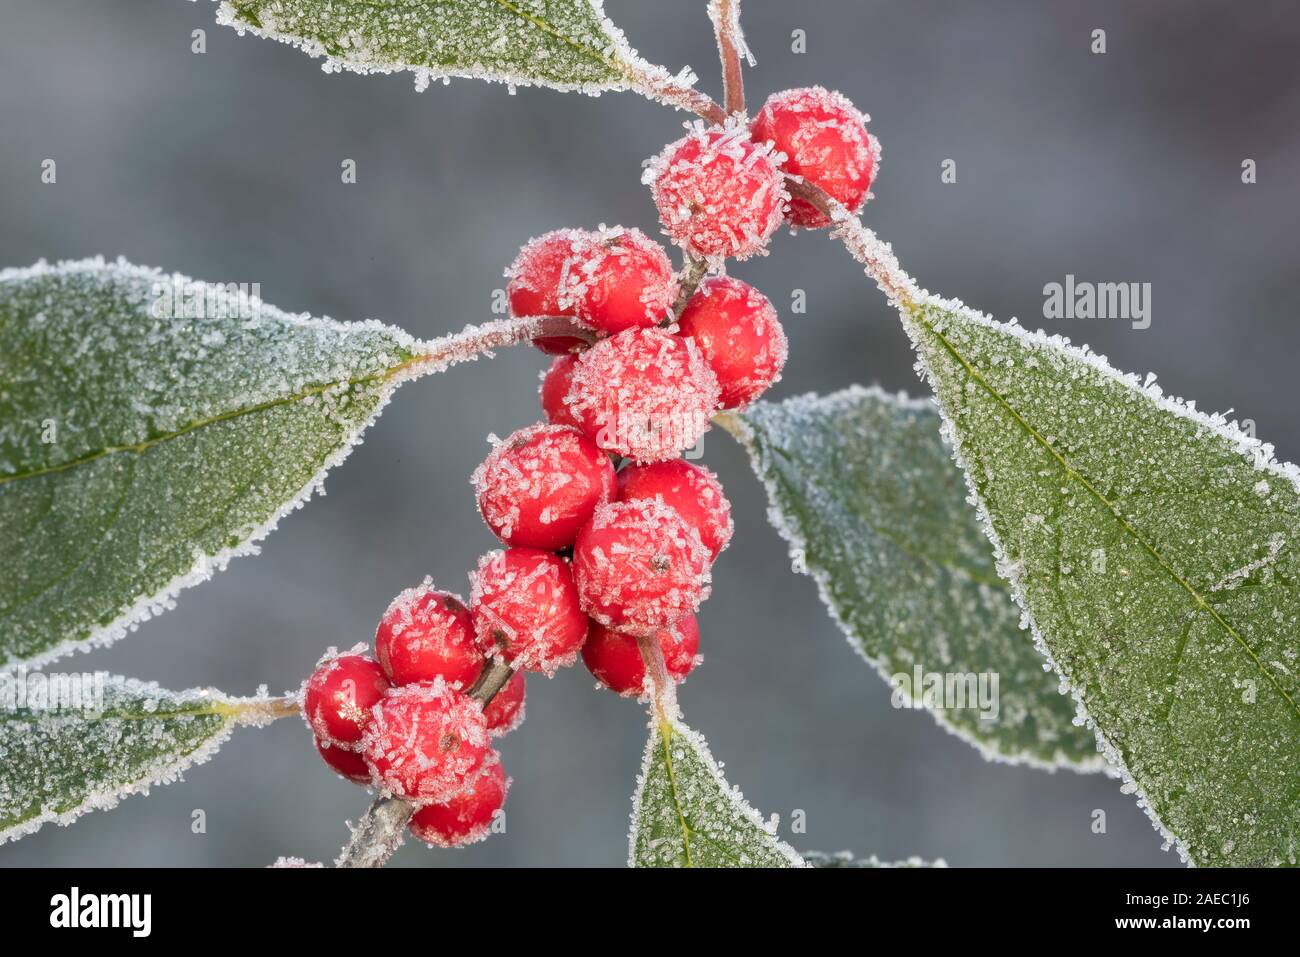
[803,850,947,868]
[902,295,1300,866]
[216,0,648,94]
[0,674,293,843]
[728,388,1103,771]
[629,715,805,868]
[0,258,421,668]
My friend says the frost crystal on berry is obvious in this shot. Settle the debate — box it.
[559,226,676,334]
[507,228,596,354]
[374,580,481,689]
[645,124,788,261]
[572,499,712,633]
[567,327,720,463]
[361,681,493,804]
[409,762,508,849]
[472,423,615,551]
[302,649,390,748]
[470,548,589,674]
[677,276,787,410]
[752,86,879,228]
[617,459,734,560]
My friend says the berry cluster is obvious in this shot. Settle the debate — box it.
[304,584,524,849]
[302,87,875,854]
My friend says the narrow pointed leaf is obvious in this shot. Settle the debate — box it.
[903,295,1300,866]
[0,258,420,668]
[0,675,293,844]
[216,0,649,94]
[629,715,805,868]
[731,388,1102,770]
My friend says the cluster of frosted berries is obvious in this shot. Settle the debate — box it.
[302,88,877,852]
[303,583,525,849]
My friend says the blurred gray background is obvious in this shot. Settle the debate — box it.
[2,0,1298,867]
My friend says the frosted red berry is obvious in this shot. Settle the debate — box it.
[646,126,787,261]
[315,736,371,784]
[303,652,390,747]
[752,87,879,228]
[677,277,787,410]
[507,228,594,354]
[567,327,720,463]
[361,683,492,803]
[470,548,589,674]
[473,423,615,551]
[539,354,580,428]
[374,583,481,689]
[409,762,507,849]
[616,459,733,560]
[582,615,700,696]
[572,499,711,633]
[559,227,675,334]
[482,670,526,737]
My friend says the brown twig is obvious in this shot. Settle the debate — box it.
[709,0,747,117]
[669,256,710,320]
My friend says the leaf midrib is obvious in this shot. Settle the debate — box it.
[0,366,399,488]
[912,306,1300,726]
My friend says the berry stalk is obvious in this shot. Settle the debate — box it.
[709,0,747,117]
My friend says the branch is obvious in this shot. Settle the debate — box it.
[669,256,710,319]
[709,0,748,116]
[395,315,597,383]
[335,662,515,868]
[628,64,727,124]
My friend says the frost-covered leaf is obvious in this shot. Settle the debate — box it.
[629,715,805,868]
[0,258,420,668]
[216,0,647,94]
[803,850,948,868]
[0,675,293,844]
[730,388,1102,770]
[903,295,1300,867]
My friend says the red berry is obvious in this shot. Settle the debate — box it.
[646,126,787,261]
[677,277,787,410]
[470,548,589,674]
[473,423,615,551]
[303,652,390,747]
[315,736,371,784]
[582,615,700,696]
[507,229,594,354]
[483,671,527,737]
[374,583,481,689]
[572,499,711,633]
[752,87,879,228]
[539,354,580,428]
[617,459,733,560]
[560,227,675,334]
[409,762,508,849]
[361,683,492,804]
[567,328,720,464]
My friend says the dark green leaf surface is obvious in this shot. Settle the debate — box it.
[904,296,1300,866]
[0,675,291,844]
[732,388,1103,770]
[218,0,640,93]
[629,715,805,868]
[0,258,418,667]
